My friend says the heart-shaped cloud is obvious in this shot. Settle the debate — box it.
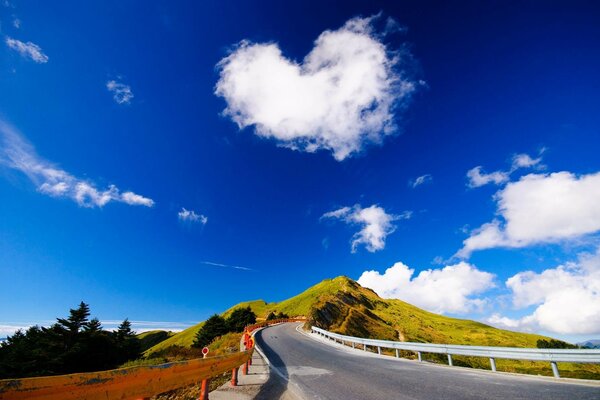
[215,16,421,161]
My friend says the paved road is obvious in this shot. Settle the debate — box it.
[255,323,600,400]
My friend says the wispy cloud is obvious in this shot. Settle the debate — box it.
[178,207,208,224]
[200,261,253,271]
[215,15,422,161]
[322,204,410,253]
[0,320,191,337]
[410,174,432,188]
[5,37,48,63]
[12,18,20,29]
[466,151,544,188]
[0,120,154,208]
[106,79,134,105]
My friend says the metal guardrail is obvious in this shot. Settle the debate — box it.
[311,326,600,378]
[0,318,305,400]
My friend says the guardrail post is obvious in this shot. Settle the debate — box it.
[489,357,496,372]
[363,344,367,351]
[447,354,453,366]
[200,379,209,400]
[417,351,422,362]
[395,349,399,358]
[231,367,239,386]
[551,362,560,378]
[352,342,355,349]
[377,346,381,355]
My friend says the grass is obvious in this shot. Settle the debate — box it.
[144,275,600,380]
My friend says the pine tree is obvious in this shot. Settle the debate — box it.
[226,307,256,332]
[56,302,91,333]
[192,314,228,348]
[84,318,102,332]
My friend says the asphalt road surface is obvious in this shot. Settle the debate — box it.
[254,323,600,400]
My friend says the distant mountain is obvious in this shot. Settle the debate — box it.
[578,339,600,349]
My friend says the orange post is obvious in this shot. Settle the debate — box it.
[231,367,238,386]
[199,378,209,400]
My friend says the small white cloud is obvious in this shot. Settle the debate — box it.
[487,247,600,335]
[12,18,20,29]
[322,204,408,252]
[178,207,208,224]
[510,153,543,171]
[121,191,155,207]
[458,170,600,257]
[466,166,509,188]
[0,120,153,208]
[358,261,495,314]
[106,79,134,105]
[466,151,543,188]
[215,15,421,161]
[410,174,432,188]
[5,36,48,63]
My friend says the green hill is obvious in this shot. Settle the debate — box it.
[143,276,600,379]
[137,330,175,352]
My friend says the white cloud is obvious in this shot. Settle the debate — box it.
[358,261,495,314]
[322,204,408,252]
[0,120,154,208]
[410,174,432,188]
[12,18,20,29]
[510,153,543,171]
[458,171,600,257]
[121,191,155,207]
[487,247,600,335]
[5,36,48,63]
[466,152,543,188]
[106,79,134,104]
[466,166,509,188]
[0,320,190,338]
[200,261,252,271]
[215,15,421,161]
[178,207,208,224]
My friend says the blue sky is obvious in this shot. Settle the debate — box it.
[1,1,600,343]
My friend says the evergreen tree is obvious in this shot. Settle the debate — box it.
[226,307,256,332]
[266,311,276,321]
[114,319,141,363]
[84,318,102,332]
[192,314,228,348]
[56,302,91,333]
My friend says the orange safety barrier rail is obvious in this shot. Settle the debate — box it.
[0,318,306,400]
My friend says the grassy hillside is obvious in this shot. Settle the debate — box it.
[137,330,175,353]
[142,276,600,379]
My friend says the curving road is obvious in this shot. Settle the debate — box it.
[254,323,600,400]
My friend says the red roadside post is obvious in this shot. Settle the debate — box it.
[199,347,210,400]
[231,366,238,386]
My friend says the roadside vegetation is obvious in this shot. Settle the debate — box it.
[0,302,140,379]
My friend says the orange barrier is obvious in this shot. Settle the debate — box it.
[0,351,251,400]
[0,318,306,400]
